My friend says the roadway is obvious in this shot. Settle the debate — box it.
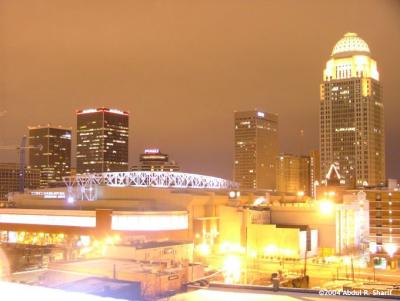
[167,286,399,301]
[201,254,400,287]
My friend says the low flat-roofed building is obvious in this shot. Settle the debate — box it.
[51,258,187,298]
[0,174,237,266]
[269,193,369,257]
[9,269,140,300]
[56,277,141,300]
[216,205,317,259]
[216,190,368,258]
[247,223,318,259]
[105,240,194,264]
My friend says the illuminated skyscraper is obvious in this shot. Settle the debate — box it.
[28,125,71,187]
[320,33,385,187]
[234,110,278,189]
[76,108,129,174]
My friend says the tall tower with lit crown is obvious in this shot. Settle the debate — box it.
[320,33,385,187]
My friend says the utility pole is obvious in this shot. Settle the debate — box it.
[351,256,355,281]
[303,248,308,288]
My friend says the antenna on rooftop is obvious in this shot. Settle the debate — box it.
[299,129,305,155]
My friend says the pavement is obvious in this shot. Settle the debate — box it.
[168,286,400,301]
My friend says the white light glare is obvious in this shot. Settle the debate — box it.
[0,281,127,301]
[0,214,95,227]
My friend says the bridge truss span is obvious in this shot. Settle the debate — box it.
[63,171,239,201]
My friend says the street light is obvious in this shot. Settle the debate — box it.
[229,190,241,199]
[383,243,397,258]
[197,243,211,257]
[223,255,241,284]
[319,200,334,215]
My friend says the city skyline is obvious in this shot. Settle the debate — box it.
[1,1,400,298]
[0,1,399,181]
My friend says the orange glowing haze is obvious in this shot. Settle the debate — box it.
[0,0,399,179]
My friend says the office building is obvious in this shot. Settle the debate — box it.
[0,163,40,200]
[276,154,311,196]
[28,125,72,187]
[76,108,129,174]
[309,150,320,198]
[218,192,368,259]
[131,149,180,172]
[234,110,278,189]
[320,32,385,188]
[367,190,400,269]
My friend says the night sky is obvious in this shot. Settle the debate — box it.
[0,0,399,180]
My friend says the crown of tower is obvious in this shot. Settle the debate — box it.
[331,32,370,57]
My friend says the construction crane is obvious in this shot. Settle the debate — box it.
[0,136,42,192]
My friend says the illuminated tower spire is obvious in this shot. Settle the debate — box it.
[320,33,385,187]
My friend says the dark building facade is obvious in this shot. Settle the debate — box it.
[275,154,311,196]
[76,108,129,174]
[0,163,40,201]
[28,125,72,187]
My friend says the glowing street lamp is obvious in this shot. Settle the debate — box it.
[319,200,334,215]
[384,243,398,258]
[369,242,377,254]
[264,244,278,256]
[229,190,240,199]
[253,197,265,206]
[197,243,211,257]
[223,255,241,284]
[67,196,75,204]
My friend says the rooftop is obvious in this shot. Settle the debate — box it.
[331,32,371,57]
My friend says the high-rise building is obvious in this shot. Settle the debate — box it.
[0,163,40,200]
[320,33,385,188]
[234,110,278,189]
[131,149,180,172]
[309,150,320,198]
[76,108,129,174]
[276,154,311,196]
[28,125,72,187]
